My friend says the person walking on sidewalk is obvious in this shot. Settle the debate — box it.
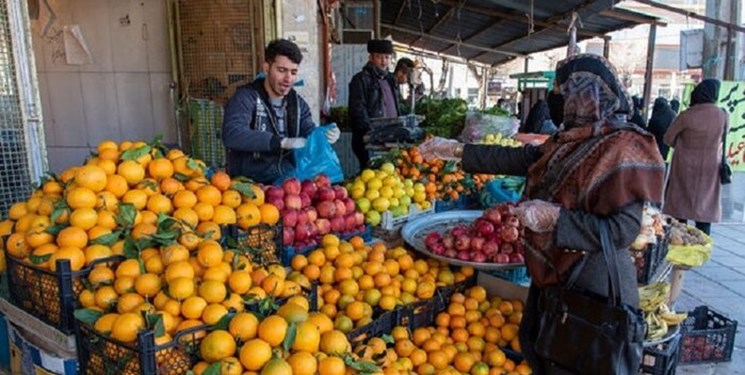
[662,79,728,235]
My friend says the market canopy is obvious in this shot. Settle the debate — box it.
[381,0,662,66]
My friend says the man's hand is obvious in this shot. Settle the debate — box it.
[281,138,307,149]
[326,125,341,144]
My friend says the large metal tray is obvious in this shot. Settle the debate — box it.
[401,210,524,270]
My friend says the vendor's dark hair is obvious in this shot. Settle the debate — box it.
[395,58,414,73]
[265,39,303,64]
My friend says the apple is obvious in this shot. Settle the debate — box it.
[294,224,309,241]
[282,178,301,195]
[296,210,309,225]
[472,252,487,263]
[457,251,471,261]
[332,186,348,200]
[334,200,347,217]
[470,237,485,252]
[344,214,357,232]
[330,217,345,233]
[315,174,331,188]
[304,207,318,222]
[484,208,502,225]
[451,226,468,238]
[502,226,519,243]
[425,232,442,248]
[284,194,302,210]
[354,212,365,226]
[299,193,311,208]
[442,235,454,250]
[444,249,458,258]
[483,241,499,256]
[266,196,284,211]
[317,201,336,219]
[455,235,471,252]
[431,243,446,255]
[301,180,317,199]
[475,219,495,237]
[506,216,520,228]
[283,209,298,227]
[343,198,356,215]
[494,253,510,263]
[283,227,295,245]
[500,242,514,254]
[316,218,331,235]
[316,187,336,202]
[307,222,319,237]
[266,186,284,200]
[510,253,525,263]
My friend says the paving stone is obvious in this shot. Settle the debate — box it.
[695,266,745,282]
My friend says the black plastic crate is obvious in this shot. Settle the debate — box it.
[631,227,670,284]
[244,282,319,316]
[679,306,737,364]
[399,298,437,331]
[222,223,282,265]
[434,194,479,213]
[76,322,208,375]
[346,308,402,344]
[279,225,373,266]
[5,255,124,335]
[433,274,478,313]
[640,331,681,375]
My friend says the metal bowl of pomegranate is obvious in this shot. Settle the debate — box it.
[401,206,525,270]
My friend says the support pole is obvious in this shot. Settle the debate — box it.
[642,24,657,122]
[603,37,610,58]
[373,0,381,38]
[524,57,529,73]
[480,67,488,110]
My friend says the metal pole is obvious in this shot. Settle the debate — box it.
[373,0,381,38]
[642,24,657,122]
[524,57,529,73]
[603,37,610,58]
[724,26,734,80]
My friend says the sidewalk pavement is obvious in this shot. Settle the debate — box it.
[674,224,745,374]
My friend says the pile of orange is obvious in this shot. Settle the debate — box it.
[391,146,494,201]
[191,298,356,375]
[288,234,473,335]
[352,285,532,375]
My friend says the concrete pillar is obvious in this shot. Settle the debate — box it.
[703,0,734,79]
[281,0,322,123]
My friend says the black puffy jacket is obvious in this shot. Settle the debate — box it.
[348,62,400,133]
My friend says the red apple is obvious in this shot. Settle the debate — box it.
[344,214,357,232]
[283,209,299,227]
[451,226,468,238]
[317,201,336,219]
[510,253,525,263]
[316,218,331,235]
[266,186,284,200]
[266,196,284,211]
[296,210,309,225]
[299,193,311,208]
[502,226,519,243]
[443,235,454,250]
[494,253,510,263]
[500,242,514,254]
[354,212,365,226]
[506,216,520,228]
[470,237,485,252]
[431,243,446,255]
[334,200,347,217]
[314,174,331,188]
[283,227,295,245]
[343,198,356,215]
[444,249,458,258]
[457,251,471,261]
[301,180,317,199]
[332,186,348,200]
[483,241,499,256]
[282,178,302,195]
[455,235,471,252]
[294,224,309,241]
[307,222,318,237]
[303,206,318,222]
[284,194,302,210]
[425,232,442,248]
[316,187,336,202]
[472,252,487,263]
[484,208,502,225]
[330,217,345,233]
[475,219,495,237]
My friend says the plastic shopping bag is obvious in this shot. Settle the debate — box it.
[460,111,519,143]
[479,176,525,207]
[275,124,344,184]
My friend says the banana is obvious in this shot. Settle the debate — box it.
[660,311,688,325]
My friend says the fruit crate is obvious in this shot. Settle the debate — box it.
[487,266,530,285]
[434,194,480,213]
[222,223,283,265]
[679,305,737,364]
[5,255,124,335]
[279,225,373,266]
[380,202,435,231]
[244,282,319,315]
[640,331,681,375]
[399,298,437,331]
[346,308,402,345]
[631,226,671,284]
[76,322,208,375]
[433,274,477,313]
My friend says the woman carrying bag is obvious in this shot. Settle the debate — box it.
[419,54,666,374]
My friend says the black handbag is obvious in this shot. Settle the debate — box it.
[534,219,645,374]
[720,114,732,185]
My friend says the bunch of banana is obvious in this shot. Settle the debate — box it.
[639,283,688,341]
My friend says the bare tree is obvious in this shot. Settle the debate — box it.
[608,40,647,90]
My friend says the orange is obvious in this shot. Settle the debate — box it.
[169,277,195,300]
[196,185,222,206]
[318,356,345,375]
[228,312,259,341]
[195,221,221,240]
[110,313,145,343]
[122,189,148,209]
[196,240,224,268]
[287,351,317,375]
[258,203,279,225]
[162,243,190,265]
[485,349,506,367]
[84,244,113,265]
[235,203,261,229]
[181,296,208,320]
[292,321,320,352]
[199,330,236,362]
[113,276,135,294]
[210,171,232,191]
[172,190,197,209]
[221,190,242,208]
[67,186,98,209]
[94,286,118,309]
[116,292,146,313]
[501,323,518,342]
[70,208,99,230]
[93,313,119,334]
[5,233,29,258]
[160,177,184,196]
[117,160,146,185]
[212,205,237,225]
[130,222,157,240]
[49,246,86,271]
[290,254,308,271]
[199,280,227,303]
[202,303,229,325]
[258,315,287,347]
[239,339,272,371]
[146,194,173,214]
[75,165,108,192]
[178,231,202,250]
[395,339,416,357]
[498,300,514,316]
[147,158,174,180]
[41,180,64,196]
[427,350,449,370]
[227,271,252,294]
[319,330,350,355]
[277,302,309,324]
[25,228,53,249]
[244,184,264,205]
[134,273,162,297]
[308,312,334,335]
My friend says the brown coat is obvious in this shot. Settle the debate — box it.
[663,103,728,222]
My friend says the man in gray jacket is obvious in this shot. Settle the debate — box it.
[223,39,340,183]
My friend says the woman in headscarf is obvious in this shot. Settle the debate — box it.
[647,97,677,159]
[670,98,681,114]
[520,100,558,134]
[629,95,647,127]
[663,79,727,235]
[419,54,665,374]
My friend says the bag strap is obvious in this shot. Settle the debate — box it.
[721,108,728,166]
[599,219,622,306]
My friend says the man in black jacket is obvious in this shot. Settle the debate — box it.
[348,39,400,168]
[222,39,340,183]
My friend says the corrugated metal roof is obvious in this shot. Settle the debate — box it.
[381,0,661,66]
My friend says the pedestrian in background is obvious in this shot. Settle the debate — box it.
[647,97,677,160]
[663,79,727,235]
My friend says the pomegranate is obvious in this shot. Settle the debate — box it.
[472,252,487,263]
[470,237,485,252]
[502,226,519,243]
[457,251,471,261]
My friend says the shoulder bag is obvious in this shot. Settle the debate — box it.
[534,219,646,374]
[720,110,732,185]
